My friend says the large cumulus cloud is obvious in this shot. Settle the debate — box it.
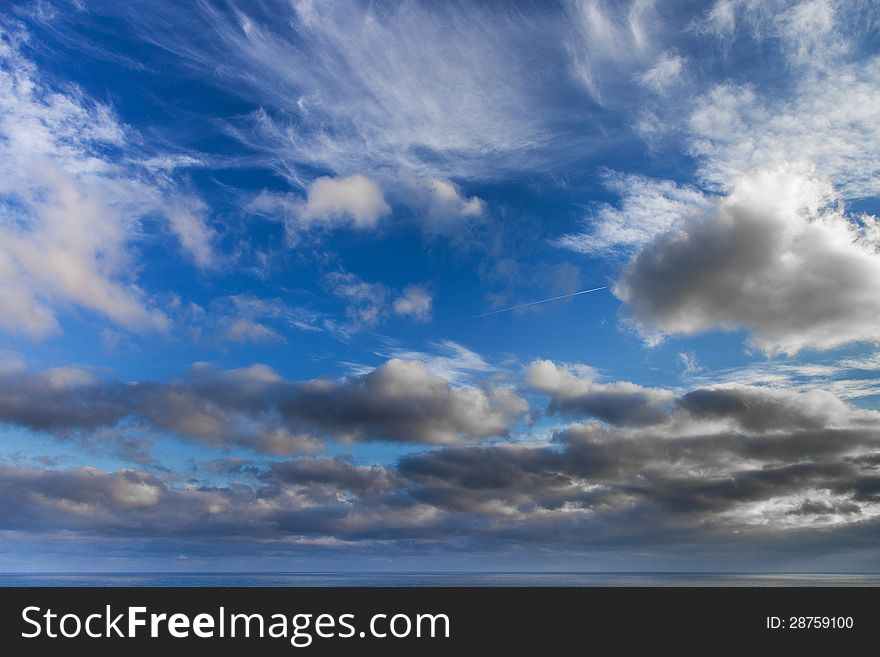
[614,167,880,354]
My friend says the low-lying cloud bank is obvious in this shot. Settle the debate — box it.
[2,358,880,565]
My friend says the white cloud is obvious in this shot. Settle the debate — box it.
[392,286,433,323]
[701,0,862,68]
[223,318,282,344]
[250,174,390,243]
[203,294,336,345]
[0,162,170,338]
[638,52,685,94]
[139,154,203,171]
[301,174,390,228]
[564,0,668,105]
[525,359,600,394]
[160,196,216,270]
[325,271,388,330]
[680,1,880,197]
[373,340,496,386]
[425,178,483,222]
[614,166,880,354]
[0,26,216,338]
[687,70,880,197]
[678,351,702,376]
[324,273,440,331]
[685,357,880,402]
[124,0,615,181]
[555,170,710,255]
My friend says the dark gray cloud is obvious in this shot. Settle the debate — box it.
[788,499,862,516]
[613,168,880,355]
[0,462,271,537]
[527,358,878,437]
[0,366,130,433]
[263,458,400,498]
[678,385,863,432]
[0,359,526,456]
[526,359,675,426]
[278,359,526,444]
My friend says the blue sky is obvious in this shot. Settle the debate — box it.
[2,0,880,572]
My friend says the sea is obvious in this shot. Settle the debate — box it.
[1,572,879,587]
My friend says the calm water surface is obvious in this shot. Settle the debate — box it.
[1,572,878,587]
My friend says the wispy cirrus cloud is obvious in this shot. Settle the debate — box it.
[665,1,880,198]
[564,0,673,105]
[122,0,565,180]
[683,351,880,401]
[116,0,684,190]
[370,340,498,386]
[555,170,710,255]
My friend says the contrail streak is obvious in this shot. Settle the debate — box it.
[453,285,608,322]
